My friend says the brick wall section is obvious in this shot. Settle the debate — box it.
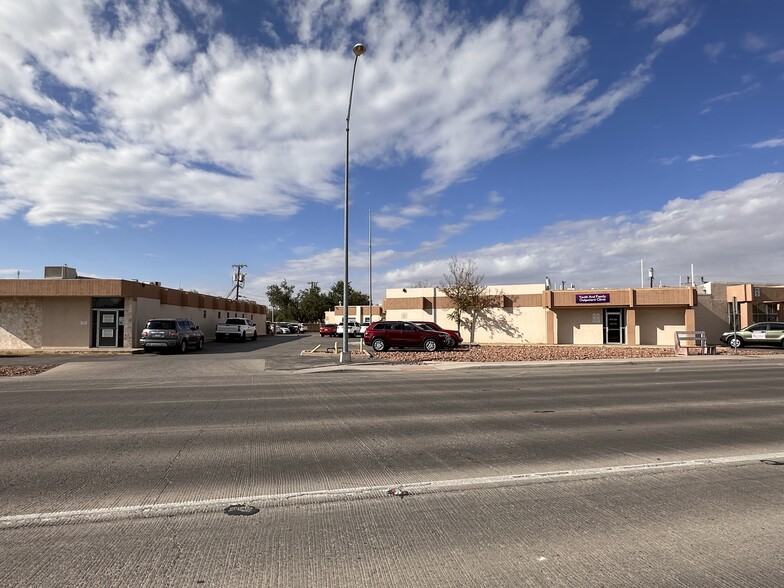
[0,297,42,348]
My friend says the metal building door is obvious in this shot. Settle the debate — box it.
[604,308,625,344]
[97,310,118,347]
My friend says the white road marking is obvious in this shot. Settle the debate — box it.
[2,452,781,530]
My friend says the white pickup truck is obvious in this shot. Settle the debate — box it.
[215,318,258,341]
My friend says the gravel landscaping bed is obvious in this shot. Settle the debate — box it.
[372,344,775,363]
[0,364,59,377]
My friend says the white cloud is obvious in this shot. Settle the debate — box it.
[750,137,784,149]
[631,0,691,26]
[703,42,725,61]
[655,20,694,45]
[0,0,675,227]
[238,170,777,300]
[742,33,770,53]
[767,49,784,63]
[687,154,722,162]
[374,172,784,290]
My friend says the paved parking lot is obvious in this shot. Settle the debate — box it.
[0,333,372,378]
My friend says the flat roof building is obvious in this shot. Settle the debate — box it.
[0,267,266,350]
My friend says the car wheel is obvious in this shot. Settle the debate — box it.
[179,339,188,353]
[728,335,743,349]
[423,338,438,352]
[143,346,151,353]
[252,330,258,341]
[372,338,387,352]
[445,336,456,348]
[197,337,204,351]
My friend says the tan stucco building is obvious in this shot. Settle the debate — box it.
[379,284,699,346]
[376,282,784,346]
[0,267,266,350]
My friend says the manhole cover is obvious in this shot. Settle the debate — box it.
[224,504,260,516]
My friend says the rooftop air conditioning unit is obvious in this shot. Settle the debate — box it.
[44,266,78,279]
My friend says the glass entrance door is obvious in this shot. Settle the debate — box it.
[97,310,119,347]
[604,308,625,344]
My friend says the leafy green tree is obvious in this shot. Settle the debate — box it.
[328,281,370,307]
[266,280,296,320]
[296,283,332,323]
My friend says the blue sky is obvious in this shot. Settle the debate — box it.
[1,0,783,305]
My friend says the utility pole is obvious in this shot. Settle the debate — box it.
[368,209,373,309]
[232,264,247,301]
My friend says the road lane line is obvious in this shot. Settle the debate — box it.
[2,452,782,530]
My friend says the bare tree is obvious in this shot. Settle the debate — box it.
[440,257,487,343]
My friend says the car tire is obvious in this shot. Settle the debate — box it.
[252,330,258,341]
[179,339,188,353]
[372,338,387,352]
[196,337,204,351]
[423,338,438,352]
[445,336,456,348]
[728,335,743,348]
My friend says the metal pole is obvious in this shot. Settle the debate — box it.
[340,44,365,363]
[369,209,373,310]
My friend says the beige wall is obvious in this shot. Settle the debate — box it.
[636,308,687,345]
[42,297,90,347]
[0,293,267,350]
[556,309,604,344]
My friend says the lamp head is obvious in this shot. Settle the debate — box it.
[352,43,367,57]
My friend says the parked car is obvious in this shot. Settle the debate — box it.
[275,323,291,334]
[319,324,337,337]
[360,322,371,335]
[413,321,463,348]
[140,318,204,353]
[363,320,449,352]
[297,323,307,333]
[215,317,257,341]
[336,320,362,338]
[720,322,784,348]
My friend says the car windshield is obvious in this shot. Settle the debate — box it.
[147,320,175,329]
[226,318,244,325]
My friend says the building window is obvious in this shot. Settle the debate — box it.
[218,311,221,319]
[203,310,207,319]
[753,303,778,323]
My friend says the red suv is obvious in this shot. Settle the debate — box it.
[363,321,449,352]
[413,321,462,348]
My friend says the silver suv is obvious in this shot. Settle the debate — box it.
[140,318,204,353]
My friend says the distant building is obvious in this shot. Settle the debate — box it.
[0,267,266,350]
[372,282,784,346]
[326,305,384,326]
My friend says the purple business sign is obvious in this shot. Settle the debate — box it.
[576,293,610,304]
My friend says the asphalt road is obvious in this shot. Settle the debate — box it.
[1,337,783,586]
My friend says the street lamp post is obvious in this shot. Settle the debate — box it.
[340,42,366,364]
